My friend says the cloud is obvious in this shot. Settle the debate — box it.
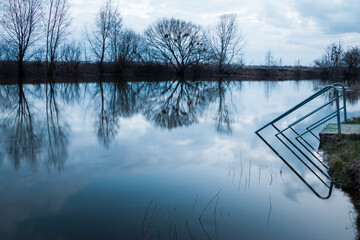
[66,0,360,65]
[292,0,360,34]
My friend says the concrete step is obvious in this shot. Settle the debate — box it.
[320,123,360,135]
[319,123,360,147]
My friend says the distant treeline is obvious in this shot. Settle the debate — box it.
[0,0,246,78]
[0,0,358,80]
[314,41,360,80]
[0,60,322,80]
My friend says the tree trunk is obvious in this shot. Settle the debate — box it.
[177,65,185,78]
[18,58,24,77]
[98,60,104,75]
[47,60,55,76]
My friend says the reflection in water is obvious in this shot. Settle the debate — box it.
[45,82,69,171]
[0,79,358,240]
[263,81,278,100]
[211,79,237,135]
[144,80,212,129]
[0,79,240,163]
[0,79,70,171]
[1,82,42,169]
[95,80,120,148]
[258,128,333,199]
[313,79,360,107]
[58,81,81,104]
[91,80,141,148]
[89,79,238,138]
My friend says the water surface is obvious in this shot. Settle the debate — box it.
[0,79,359,240]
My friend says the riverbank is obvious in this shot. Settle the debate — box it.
[322,117,360,239]
[323,117,360,190]
[0,60,322,80]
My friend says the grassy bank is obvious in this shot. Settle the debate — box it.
[323,117,360,190]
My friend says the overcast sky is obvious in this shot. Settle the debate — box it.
[69,0,360,66]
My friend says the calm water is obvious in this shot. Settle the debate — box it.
[0,79,359,240]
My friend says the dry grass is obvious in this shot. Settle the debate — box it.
[324,117,360,190]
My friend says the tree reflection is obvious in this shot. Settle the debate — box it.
[345,81,360,105]
[313,80,360,106]
[92,79,141,148]
[143,80,211,129]
[58,80,81,104]
[211,79,238,135]
[0,80,42,169]
[44,81,69,171]
[0,78,70,171]
[263,81,278,100]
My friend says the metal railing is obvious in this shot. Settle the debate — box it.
[255,83,347,199]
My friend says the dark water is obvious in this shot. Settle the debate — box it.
[0,79,359,240]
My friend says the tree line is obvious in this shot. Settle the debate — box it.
[314,41,360,79]
[1,0,359,79]
[0,0,244,77]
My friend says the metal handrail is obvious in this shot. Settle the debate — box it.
[255,83,348,199]
[256,83,347,135]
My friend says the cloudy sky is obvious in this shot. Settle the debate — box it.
[70,0,360,66]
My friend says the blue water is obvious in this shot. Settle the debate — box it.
[0,79,359,240]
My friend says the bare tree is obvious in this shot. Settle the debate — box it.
[206,13,245,73]
[0,40,14,75]
[314,41,343,76]
[109,7,122,64]
[114,29,142,71]
[265,50,276,67]
[85,0,119,74]
[144,18,206,77]
[0,40,12,61]
[44,0,72,76]
[0,0,43,76]
[60,41,82,74]
[343,46,360,77]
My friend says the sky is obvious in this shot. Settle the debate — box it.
[69,0,360,66]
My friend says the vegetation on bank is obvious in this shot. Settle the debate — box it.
[0,60,322,80]
[315,41,360,80]
[323,117,360,191]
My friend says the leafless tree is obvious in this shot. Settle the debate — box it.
[114,29,142,72]
[60,41,82,74]
[206,13,245,73]
[0,0,43,76]
[44,0,72,75]
[109,7,122,64]
[0,40,12,61]
[314,41,344,76]
[0,39,15,70]
[265,50,276,67]
[343,46,360,77]
[144,18,206,77]
[137,38,161,64]
[85,0,119,74]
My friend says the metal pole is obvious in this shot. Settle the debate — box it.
[335,88,341,136]
[332,83,347,122]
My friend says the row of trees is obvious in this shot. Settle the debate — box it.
[314,41,360,78]
[0,0,245,77]
[0,0,71,76]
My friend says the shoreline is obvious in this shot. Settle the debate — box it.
[323,117,360,191]
[0,61,323,81]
